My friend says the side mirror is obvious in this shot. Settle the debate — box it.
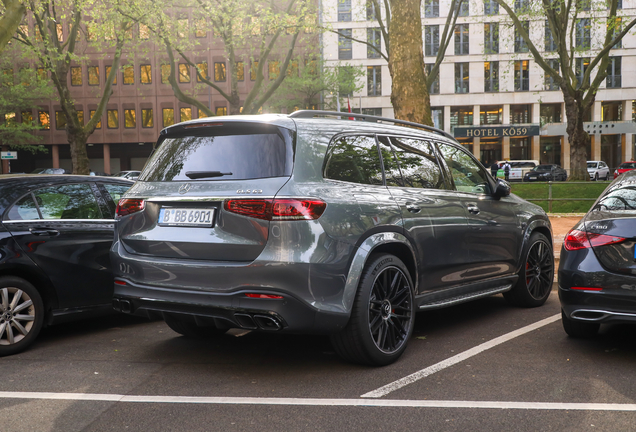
[493,179,511,198]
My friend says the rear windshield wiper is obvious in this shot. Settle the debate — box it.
[185,171,233,179]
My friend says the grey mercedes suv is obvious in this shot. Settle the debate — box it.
[111,111,554,366]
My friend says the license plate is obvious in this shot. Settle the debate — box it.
[158,208,214,227]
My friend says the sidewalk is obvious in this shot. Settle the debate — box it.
[548,214,584,276]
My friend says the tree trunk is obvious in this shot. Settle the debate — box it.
[68,132,90,175]
[228,91,241,115]
[388,0,432,126]
[563,92,591,181]
[0,0,26,54]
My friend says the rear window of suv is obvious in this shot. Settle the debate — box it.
[139,123,295,182]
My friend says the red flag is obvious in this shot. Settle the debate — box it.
[347,98,354,120]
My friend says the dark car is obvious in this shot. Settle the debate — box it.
[559,169,636,337]
[0,174,133,356]
[111,111,554,366]
[523,164,568,182]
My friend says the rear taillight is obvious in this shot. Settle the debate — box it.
[224,198,326,221]
[563,229,626,251]
[116,198,145,217]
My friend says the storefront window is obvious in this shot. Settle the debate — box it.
[601,135,621,170]
[540,103,561,126]
[510,104,531,124]
[601,101,622,121]
[480,105,502,125]
[540,137,561,165]
[480,138,502,165]
[510,137,530,160]
[450,106,473,129]
[431,107,444,130]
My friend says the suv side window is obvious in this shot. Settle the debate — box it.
[387,136,448,190]
[436,142,491,194]
[323,135,383,185]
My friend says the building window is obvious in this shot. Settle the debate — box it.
[38,110,50,129]
[514,60,530,91]
[56,23,63,42]
[36,68,46,81]
[510,104,531,124]
[89,110,101,129]
[455,0,469,16]
[177,18,188,38]
[141,108,153,128]
[484,0,498,15]
[544,59,560,90]
[515,22,529,53]
[194,19,206,38]
[484,23,499,54]
[450,106,473,127]
[139,24,150,39]
[425,64,439,94]
[425,26,439,56]
[577,0,591,11]
[540,103,561,126]
[107,109,118,128]
[606,57,621,88]
[484,61,499,92]
[545,21,557,52]
[480,106,503,125]
[236,62,244,81]
[610,17,622,49]
[250,61,259,81]
[575,19,591,49]
[124,109,136,128]
[55,111,66,129]
[338,0,351,21]
[180,107,192,122]
[88,66,99,85]
[575,57,590,87]
[21,110,33,124]
[178,64,190,83]
[196,62,208,82]
[268,61,279,80]
[214,62,226,82]
[455,63,469,93]
[431,107,444,129]
[216,107,227,116]
[514,0,529,12]
[105,66,117,85]
[122,65,134,85]
[338,29,352,60]
[77,110,83,125]
[161,64,171,84]
[425,0,439,18]
[71,66,82,86]
[601,102,622,121]
[163,108,174,127]
[367,1,377,20]
[368,28,381,58]
[139,64,151,84]
[367,65,381,96]
[454,24,469,55]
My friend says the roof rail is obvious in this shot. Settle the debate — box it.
[288,110,454,140]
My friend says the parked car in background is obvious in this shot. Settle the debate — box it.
[587,161,610,181]
[30,168,68,175]
[113,171,141,181]
[496,160,540,181]
[613,161,636,179]
[523,164,568,182]
[0,175,133,356]
[560,169,636,337]
[111,111,554,366]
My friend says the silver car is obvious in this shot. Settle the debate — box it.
[111,111,554,365]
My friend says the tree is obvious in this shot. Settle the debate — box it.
[118,0,315,116]
[327,0,465,126]
[493,0,636,180]
[14,0,130,174]
[0,0,26,53]
[0,57,55,157]
[267,54,364,113]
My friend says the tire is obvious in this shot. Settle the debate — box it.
[561,310,599,338]
[330,254,415,366]
[594,173,599,181]
[0,277,45,357]
[163,313,227,339]
[504,232,554,307]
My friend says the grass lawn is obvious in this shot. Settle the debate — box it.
[510,181,610,213]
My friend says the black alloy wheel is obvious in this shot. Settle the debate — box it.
[504,232,554,307]
[330,254,415,366]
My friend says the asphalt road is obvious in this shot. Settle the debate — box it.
[2,286,636,432]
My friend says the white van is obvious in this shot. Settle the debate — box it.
[496,160,540,181]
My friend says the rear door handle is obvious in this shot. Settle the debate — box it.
[466,204,480,215]
[29,228,59,236]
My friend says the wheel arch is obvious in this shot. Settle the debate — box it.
[516,218,553,273]
[0,265,58,324]
[342,232,418,314]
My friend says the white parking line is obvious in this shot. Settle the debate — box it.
[361,313,561,398]
[1,391,636,412]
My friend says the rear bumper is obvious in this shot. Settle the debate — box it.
[113,278,349,334]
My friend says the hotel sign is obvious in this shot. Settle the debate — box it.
[454,125,540,138]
